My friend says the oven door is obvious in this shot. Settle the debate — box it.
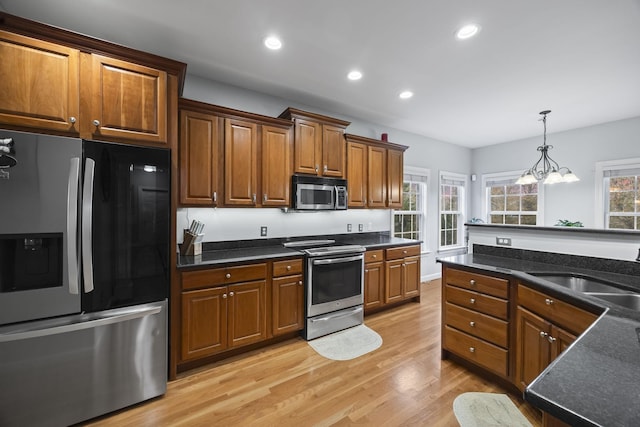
[295,183,336,210]
[306,253,364,317]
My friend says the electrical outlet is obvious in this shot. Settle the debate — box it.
[358,223,364,232]
[496,237,512,246]
[260,226,268,237]
[347,224,352,232]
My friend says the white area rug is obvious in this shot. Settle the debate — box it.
[453,392,533,427]
[308,325,382,361]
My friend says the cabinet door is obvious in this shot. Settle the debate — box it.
[261,125,292,206]
[549,325,577,361]
[368,145,387,208]
[89,54,167,144]
[228,280,267,348]
[403,255,421,298]
[321,124,345,177]
[293,118,321,175]
[179,110,219,205]
[387,148,404,208]
[515,307,550,391]
[181,287,228,361]
[346,141,367,207]
[364,261,385,311]
[272,275,303,335]
[224,118,258,206]
[385,259,404,304]
[0,30,80,134]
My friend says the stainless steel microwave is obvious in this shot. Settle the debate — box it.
[291,175,348,210]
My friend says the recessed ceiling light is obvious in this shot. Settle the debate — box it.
[264,36,282,50]
[347,70,362,81]
[456,24,480,40]
[399,91,413,99]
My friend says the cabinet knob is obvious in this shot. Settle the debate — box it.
[69,116,76,124]
[298,281,303,285]
[315,165,319,173]
[229,291,234,297]
[470,298,476,304]
[222,293,227,299]
[547,335,557,343]
[252,193,257,204]
[469,279,476,286]
[372,254,377,259]
[212,192,217,203]
[469,347,475,353]
[286,265,291,271]
[92,119,100,127]
[323,165,328,173]
[545,298,554,305]
[225,273,231,279]
[365,269,369,273]
[403,250,407,254]
[469,321,475,327]
[539,331,548,338]
[263,193,267,203]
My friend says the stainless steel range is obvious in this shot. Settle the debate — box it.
[285,240,366,340]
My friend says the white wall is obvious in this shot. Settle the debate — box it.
[470,116,640,227]
[181,74,472,280]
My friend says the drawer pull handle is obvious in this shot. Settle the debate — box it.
[225,273,231,279]
[545,298,554,305]
[470,298,476,304]
[469,347,475,353]
[469,321,475,327]
[469,279,476,285]
[286,265,291,271]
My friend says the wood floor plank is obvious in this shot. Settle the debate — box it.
[86,280,542,426]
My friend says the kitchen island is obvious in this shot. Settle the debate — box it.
[439,247,640,427]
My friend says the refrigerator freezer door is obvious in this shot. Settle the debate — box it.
[0,299,168,427]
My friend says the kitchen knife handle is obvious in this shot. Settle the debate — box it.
[67,158,81,295]
[82,158,96,293]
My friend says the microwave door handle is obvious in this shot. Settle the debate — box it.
[66,158,81,295]
[312,255,364,265]
[81,158,95,293]
[334,186,339,209]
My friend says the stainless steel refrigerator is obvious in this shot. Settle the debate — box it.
[0,130,170,426]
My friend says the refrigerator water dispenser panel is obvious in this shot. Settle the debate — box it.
[0,233,62,292]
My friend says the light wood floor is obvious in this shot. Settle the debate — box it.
[86,280,541,426]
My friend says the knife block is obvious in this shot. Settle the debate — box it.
[179,230,204,256]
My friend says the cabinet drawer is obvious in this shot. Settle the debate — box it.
[445,268,509,299]
[273,258,303,277]
[445,285,508,320]
[517,284,598,335]
[444,326,508,377]
[364,249,384,263]
[385,245,420,260]
[445,302,508,348]
[182,263,267,290]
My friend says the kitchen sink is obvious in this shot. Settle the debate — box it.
[585,293,640,311]
[529,273,634,294]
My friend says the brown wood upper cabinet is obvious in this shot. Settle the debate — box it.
[87,54,168,144]
[0,30,80,134]
[345,134,407,209]
[179,99,293,207]
[279,107,350,177]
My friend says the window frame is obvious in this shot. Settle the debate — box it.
[392,166,429,252]
[595,158,640,229]
[481,170,544,226]
[438,171,467,251]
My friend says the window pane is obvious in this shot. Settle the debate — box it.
[521,215,537,225]
[451,194,459,211]
[506,185,520,195]
[610,192,635,212]
[491,186,504,196]
[451,230,458,245]
[522,183,538,195]
[637,216,640,230]
[490,214,504,224]
[506,195,520,211]
[491,195,505,211]
[610,177,634,192]
[505,215,519,224]
[521,195,537,211]
[610,216,634,229]
[394,215,402,232]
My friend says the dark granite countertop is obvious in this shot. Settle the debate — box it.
[177,232,421,268]
[438,251,640,427]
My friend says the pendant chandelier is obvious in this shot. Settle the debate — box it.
[515,110,579,185]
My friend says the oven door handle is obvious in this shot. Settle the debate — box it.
[312,255,364,265]
[310,306,363,323]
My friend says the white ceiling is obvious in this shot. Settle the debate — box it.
[1,0,639,148]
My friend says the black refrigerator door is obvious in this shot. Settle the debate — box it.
[82,140,170,312]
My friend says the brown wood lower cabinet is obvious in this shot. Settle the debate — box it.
[271,258,304,335]
[385,245,421,304]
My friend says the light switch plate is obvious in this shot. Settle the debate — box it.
[358,224,364,232]
[496,237,512,246]
[347,224,352,232]
[260,226,268,237]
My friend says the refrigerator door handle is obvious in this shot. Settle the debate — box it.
[67,157,81,295]
[0,305,162,343]
[82,158,96,293]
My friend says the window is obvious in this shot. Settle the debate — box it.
[596,159,640,230]
[393,167,428,250]
[483,173,541,225]
[439,172,466,250]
